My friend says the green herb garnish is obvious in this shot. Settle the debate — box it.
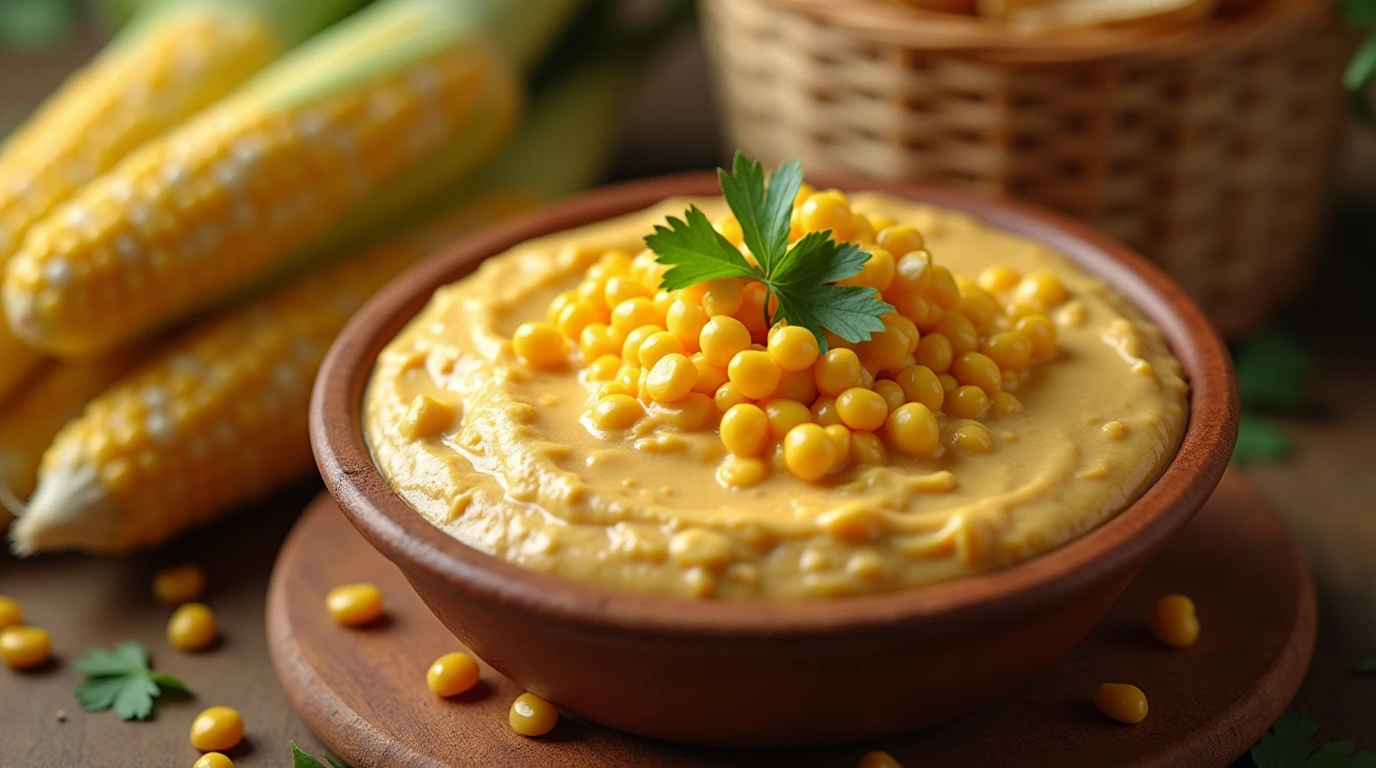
[292,742,354,768]
[1340,0,1376,123]
[73,641,189,721]
[645,151,892,352]
[1250,711,1376,767]
[1230,328,1315,467]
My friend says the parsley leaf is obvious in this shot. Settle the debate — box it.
[1236,329,1314,412]
[292,742,354,768]
[645,151,892,351]
[73,641,190,721]
[1251,712,1376,767]
[1232,413,1291,466]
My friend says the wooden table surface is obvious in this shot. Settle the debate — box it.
[2,24,1374,768]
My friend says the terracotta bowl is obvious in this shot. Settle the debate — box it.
[310,173,1238,748]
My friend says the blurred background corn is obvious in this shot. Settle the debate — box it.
[2,0,585,358]
[0,352,145,531]
[0,0,367,390]
[0,330,42,403]
[8,18,649,553]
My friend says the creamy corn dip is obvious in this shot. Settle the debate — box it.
[364,193,1188,600]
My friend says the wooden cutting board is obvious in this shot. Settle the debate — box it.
[267,473,1315,767]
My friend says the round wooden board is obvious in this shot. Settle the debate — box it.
[267,473,1315,768]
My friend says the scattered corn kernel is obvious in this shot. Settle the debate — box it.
[894,365,944,412]
[1150,594,1200,648]
[509,692,559,737]
[977,265,1019,293]
[1015,314,1058,358]
[646,353,697,403]
[194,753,235,768]
[721,404,770,457]
[427,652,481,698]
[884,403,940,457]
[168,602,217,652]
[512,322,567,370]
[0,626,50,669]
[0,596,23,630]
[400,395,456,440]
[952,352,1002,394]
[189,706,244,752]
[952,424,994,454]
[1016,271,1067,308]
[1094,683,1148,725]
[946,385,990,419]
[326,583,383,628]
[783,423,837,481]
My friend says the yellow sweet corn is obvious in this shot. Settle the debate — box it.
[0,352,144,529]
[0,326,42,404]
[3,0,583,359]
[0,0,366,265]
[8,37,639,554]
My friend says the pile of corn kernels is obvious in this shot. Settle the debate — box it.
[510,186,1065,487]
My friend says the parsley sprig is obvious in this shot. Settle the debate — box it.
[292,742,353,768]
[73,641,189,721]
[1251,711,1376,767]
[645,151,892,352]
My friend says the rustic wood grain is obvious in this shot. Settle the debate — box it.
[267,474,1311,768]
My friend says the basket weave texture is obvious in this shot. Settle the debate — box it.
[700,0,1350,337]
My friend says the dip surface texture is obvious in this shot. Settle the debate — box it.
[364,195,1189,600]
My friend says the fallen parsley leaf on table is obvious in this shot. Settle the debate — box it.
[292,742,353,768]
[1232,413,1292,466]
[645,151,892,352]
[1250,711,1376,767]
[73,641,189,721]
[1231,329,1316,467]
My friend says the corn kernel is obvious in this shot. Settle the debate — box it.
[815,348,861,396]
[546,290,577,324]
[992,391,1024,415]
[952,352,1002,394]
[872,380,905,412]
[400,394,455,440]
[702,279,744,317]
[856,314,910,374]
[610,297,662,335]
[890,250,934,298]
[585,354,622,382]
[554,301,601,340]
[982,331,1033,371]
[1015,271,1067,308]
[977,265,1020,294]
[689,353,728,395]
[578,323,621,361]
[774,368,819,403]
[801,193,852,238]
[1094,684,1148,725]
[824,424,852,466]
[189,706,244,752]
[620,324,660,362]
[850,212,876,243]
[646,353,697,403]
[939,373,959,395]
[767,325,820,372]
[850,431,887,465]
[720,403,769,456]
[713,382,750,412]
[952,424,994,454]
[783,423,837,481]
[914,332,953,373]
[1015,314,1058,359]
[168,602,217,652]
[946,385,990,419]
[727,350,781,400]
[325,583,383,628]
[194,754,235,768]
[427,652,481,697]
[810,395,841,426]
[884,403,939,457]
[843,247,894,291]
[655,393,715,431]
[933,313,978,355]
[666,300,709,352]
[714,215,744,246]
[509,692,558,737]
[577,278,610,314]
[717,455,768,488]
[876,225,924,257]
[512,322,567,370]
[926,266,960,310]
[589,394,644,431]
[858,751,905,768]
[1150,594,1200,648]
[603,275,650,308]
[0,596,21,630]
[763,399,812,440]
[637,331,684,369]
[0,626,50,669]
[699,316,751,368]
[836,388,889,432]
[893,365,944,412]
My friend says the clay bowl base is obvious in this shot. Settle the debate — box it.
[267,472,1314,768]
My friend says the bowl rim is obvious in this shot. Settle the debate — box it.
[310,172,1239,640]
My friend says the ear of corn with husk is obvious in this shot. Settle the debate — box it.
[3,0,584,359]
[0,0,367,394]
[8,43,637,554]
[0,351,146,530]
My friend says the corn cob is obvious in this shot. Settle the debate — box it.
[3,0,583,359]
[9,41,639,555]
[0,352,145,530]
[0,0,366,266]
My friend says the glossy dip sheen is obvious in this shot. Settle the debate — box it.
[363,195,1188,600]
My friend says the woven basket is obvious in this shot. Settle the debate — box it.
[700,0,1350,337]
